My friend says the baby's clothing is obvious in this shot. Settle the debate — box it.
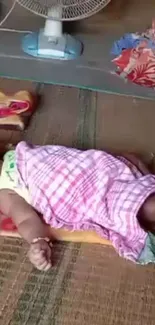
[2,141,155,264]
[0,150,30,203]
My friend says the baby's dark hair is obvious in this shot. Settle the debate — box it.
[137,193,155,234]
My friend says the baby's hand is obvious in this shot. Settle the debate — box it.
[28,239,52,271]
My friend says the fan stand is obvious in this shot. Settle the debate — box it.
[44,8,63,37]
[22,8,83,60]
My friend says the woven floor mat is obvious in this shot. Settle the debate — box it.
[0,237,155,325]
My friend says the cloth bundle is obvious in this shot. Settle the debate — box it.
[111,21,155,88]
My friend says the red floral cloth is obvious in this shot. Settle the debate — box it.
[112,22,155,88]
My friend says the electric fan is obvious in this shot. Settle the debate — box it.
[15,0,111,60]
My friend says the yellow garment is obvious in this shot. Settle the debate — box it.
[0,150,30,203]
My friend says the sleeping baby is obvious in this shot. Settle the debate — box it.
[0,141,155,271]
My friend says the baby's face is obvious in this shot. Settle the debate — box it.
[137,194,155,232]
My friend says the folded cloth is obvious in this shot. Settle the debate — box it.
[111,21,155,89]
[111,33,146,56]
[138,233,155,264]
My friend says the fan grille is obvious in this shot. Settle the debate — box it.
[16,0,111,21]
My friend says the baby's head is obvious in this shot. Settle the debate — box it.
[137,193,155,233]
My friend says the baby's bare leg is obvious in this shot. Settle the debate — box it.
[0,189,49,242]
[0,189,52,270]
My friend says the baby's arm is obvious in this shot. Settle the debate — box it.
[0,189,52,271]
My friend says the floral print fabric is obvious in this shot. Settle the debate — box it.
[111,21,155,88]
